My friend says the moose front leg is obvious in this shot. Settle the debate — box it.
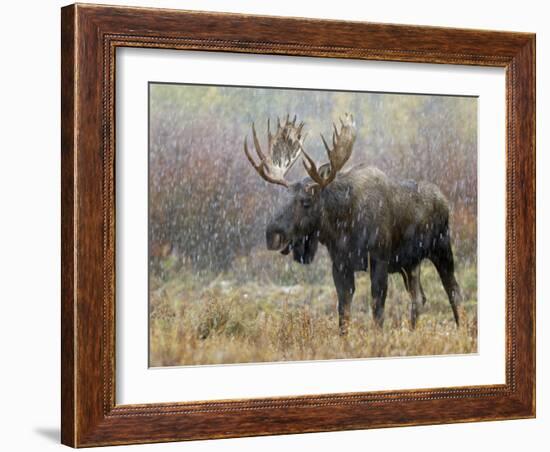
[332,264,355,335]
[370,259,389,328]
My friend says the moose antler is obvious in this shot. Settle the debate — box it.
[301,113,356,188]
[244,114,305,188]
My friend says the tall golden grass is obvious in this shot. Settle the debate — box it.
[149,249,477,367]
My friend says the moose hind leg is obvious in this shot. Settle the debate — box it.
[401,266,423,329]
[332,264,355,335]
[419,275,427,306]
[370,259,389,328]
[431,241,461,326]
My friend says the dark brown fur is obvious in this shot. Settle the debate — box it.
[267,163,461,333]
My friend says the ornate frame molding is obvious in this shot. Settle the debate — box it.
[61,4,535,447]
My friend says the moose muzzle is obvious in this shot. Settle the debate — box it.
[266,224,291,253]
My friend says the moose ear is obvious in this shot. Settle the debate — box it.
[318,163,332,180]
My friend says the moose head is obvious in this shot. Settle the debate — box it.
[244,114,356,264]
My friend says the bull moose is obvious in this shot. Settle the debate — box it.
[243,113,462,334]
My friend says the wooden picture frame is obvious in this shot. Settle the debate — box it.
[61,3,535,447]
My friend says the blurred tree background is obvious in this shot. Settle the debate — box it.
[149,83,477,278]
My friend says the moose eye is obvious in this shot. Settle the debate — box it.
[301,199,312,208]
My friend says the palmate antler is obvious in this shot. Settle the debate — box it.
[301,113,357,188]
[243,114,305,188]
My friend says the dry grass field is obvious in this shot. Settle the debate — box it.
[148,85,478,367]
[149,249,477,367]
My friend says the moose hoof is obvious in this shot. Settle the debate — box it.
[338,320,351,336]
[373,318,384,330]
[339,325,349,336]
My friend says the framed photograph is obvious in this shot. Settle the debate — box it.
[61,3,535,447]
